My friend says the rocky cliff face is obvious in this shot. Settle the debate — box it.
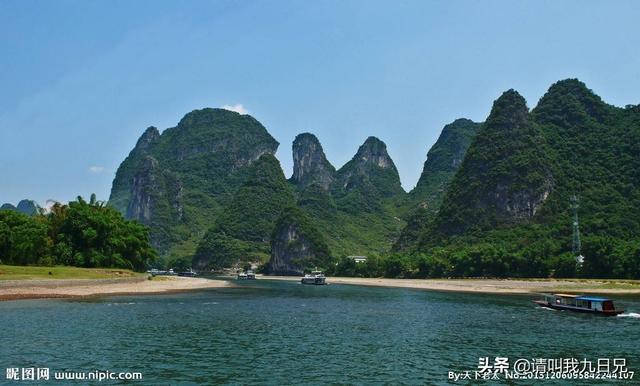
[265,207,331,275]
[408,79,640,279]
[192,154,296,269]
[410,118,480,209]
[126,156,161,223]
[136,126,161,152]
[287,134,407,258]
[290,133,335,190]
[336,136,404,198]
[416,119,479,181]
[109,126,160,214]
[109,108,279,255]
[428,89,555,238]
[394,119,479,251]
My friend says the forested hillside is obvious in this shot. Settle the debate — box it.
[394,80,640,279]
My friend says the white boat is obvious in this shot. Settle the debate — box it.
[147,268,178,276]
[237,270,256,280]
[301,270,326,285]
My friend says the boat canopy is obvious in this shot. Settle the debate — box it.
[553,293,579,298]
[575,296,609,302]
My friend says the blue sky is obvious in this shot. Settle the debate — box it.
[1,0,639,206]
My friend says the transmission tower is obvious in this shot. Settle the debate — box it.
[570,194,583,264]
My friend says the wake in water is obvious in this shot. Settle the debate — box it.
[617,312,640,318]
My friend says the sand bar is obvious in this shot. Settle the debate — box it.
[265,276,640,295]
[0,276,232,301]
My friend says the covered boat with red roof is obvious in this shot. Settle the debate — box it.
[533,293,624,316]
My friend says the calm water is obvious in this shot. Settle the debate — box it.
[1,279,639,385]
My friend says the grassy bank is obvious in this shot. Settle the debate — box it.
[0,265,144,281]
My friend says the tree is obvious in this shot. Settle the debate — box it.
[0,195,156,271]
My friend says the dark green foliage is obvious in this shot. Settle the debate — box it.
[334,137,405,209]
[167,255,192,272]
[216,154,295,242]
[429,89,555,238]
[192,231,251,270]
[274,207,331,258]
[105,80,639,279]
[0,211,50,265]
[193,154,296,269]
[109,108,279,257]
[578,235,640,279]
[328,255,384,277]
[394,119,479,251]
[296,184,338,217]
[266,206,332,274]
[393,207,430,252]
[292,136,407,258]
[398,79,640,279]
[0,196,156,271]
[409,118,480,212]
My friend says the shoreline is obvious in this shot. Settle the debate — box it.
[3,274,639,301]
[264,276,640,295]
[0,276,233,301]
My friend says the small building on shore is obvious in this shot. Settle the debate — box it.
[347,255,367,263]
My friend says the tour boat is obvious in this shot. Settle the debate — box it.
[178,269,197,277]
[147,268,177,276]
[533,293,624,316]
[236,270,256,280]
[301,270,326,285]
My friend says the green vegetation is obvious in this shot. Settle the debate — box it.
[192,154,296,269]
[394,118,479,250]
[266,206,332,274]
[102,79,639,280]
[109,108,279,257]
[0,264,142,280]
[0,195,156,271]
[294,136,407,259]
[394,79,640,279]
[406,118,479,214]
[430,89,555,238]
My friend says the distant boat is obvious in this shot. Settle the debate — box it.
[237,270,256,280]
[178,269,197,277]
[147,268,177,276]
[301,270,326,285]
[533,293,624,316]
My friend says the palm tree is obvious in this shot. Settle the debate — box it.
[89,193,106,208]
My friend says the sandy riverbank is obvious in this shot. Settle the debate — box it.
[265,276,640,295]
[0,276,233,301]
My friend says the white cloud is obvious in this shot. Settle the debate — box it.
[221,103,249,114]
[88,166,105,174]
